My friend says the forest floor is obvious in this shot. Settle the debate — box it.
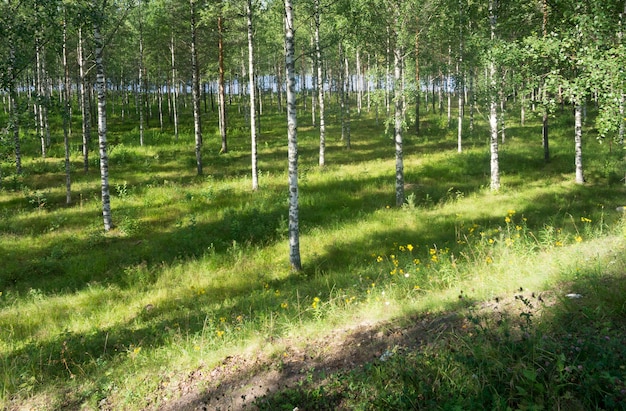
[144,288,558,411]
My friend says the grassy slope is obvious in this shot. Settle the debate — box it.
[0,98,625,409]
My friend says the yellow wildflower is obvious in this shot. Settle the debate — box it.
[575,235,583,243]
[486,256,493,264]
[407,244,414,252]
[376,256,383,263]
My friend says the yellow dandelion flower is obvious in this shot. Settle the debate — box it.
[376,256,383,263]
[575,235,583,243]
[486,256,493,264]
[413,258,420,265]
[219,317,226,323]
[413,285,421,290]
[431,255,439,262]
[407,244,414,252]
[429,248,437,255]
[216,330,225,337]
[281,302,289,309]
[507,209,516,216]
[505,216,511,223]
[515,225,522,231]
[399,245,406,252]
[555,241,563,247]
[488,238,494,244]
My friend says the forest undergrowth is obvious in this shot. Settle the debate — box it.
[0,100,625,410]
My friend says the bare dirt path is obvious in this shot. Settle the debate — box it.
[148,290,553,411]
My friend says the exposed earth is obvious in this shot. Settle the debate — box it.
[137,289,556,411]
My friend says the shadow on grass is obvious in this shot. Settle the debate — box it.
[251,247,626,410]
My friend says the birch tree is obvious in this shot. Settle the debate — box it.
[392,6,405,206]
[314,0,326,167]
[488,0,500,191]
[247,0,258,190]
[93,0,113,231]
[284,0,301,271]
[190,0,202,175]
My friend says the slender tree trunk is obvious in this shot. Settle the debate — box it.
[499,97,506,143]
[138,2,145,146]
[315,0,326,167]
[94,16,112,231]
[8,31,21,174]
[540,0,550,163]
[247,0,258,191]
[489,0,500,191]
[574,102,584,184]
[457,4,463,151]
[542,110,550,162]
[469,68,475,133]
[190,0,202,175]
[158,79,164,132]
[339,44,346,145]
[356,48,362,116]
[344,51,351,149]
[170,33,179,140]
[63,11,71,204]
[393,14,404,207]
[36,37,48,158]
[78,27,91,173]
[414,23,420,136]
[284,0,301,271]
[447,45,452,128]
[218,10,227,153]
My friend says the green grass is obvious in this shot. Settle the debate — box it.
[0,97,625,410]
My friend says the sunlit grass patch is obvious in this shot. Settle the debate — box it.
[0,100,625,409]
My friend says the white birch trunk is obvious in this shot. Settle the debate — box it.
[574,103,584,184]
[170,34,179,140]
[315,0,326,167]
[8,27,21,174]
[190,0,202,175]
[218,11,227,153]
[394,15,404,207]
[284,0,301,271]
[138,2,145,147]
[344,53,351,149]
[78,27,91,173]
[489,0,500,191]
[63,11,71,204]
[247,0,258,191]
[94,19,112,231]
